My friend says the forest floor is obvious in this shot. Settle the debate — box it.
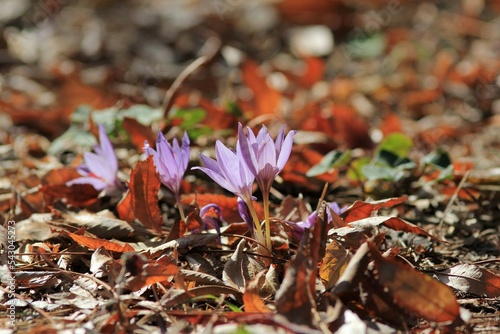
[1,1,500,333]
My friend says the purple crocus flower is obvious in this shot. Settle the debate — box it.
[238,123,296,196]
[297,202,347,230]
[192,140,255,205]
[143,131,190,199]
[199,203,224,235]
[67,125,121,194]
[286,202,346,241]
[238,196,257,233]
[192,140,266,244]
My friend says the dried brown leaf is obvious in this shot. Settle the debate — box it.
[368,241,461,324]
[129,156,163,232]
[319,239,350,290]
[435,263,500,297]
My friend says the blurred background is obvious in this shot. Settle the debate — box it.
[1,0,500,169]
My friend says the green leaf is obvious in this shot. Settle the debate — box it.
[377,133,413,158]
[119,104,163,125]
[348,157,371,182]
[306,150,351,177]
[346,33,386,59]
[375,149,414,168]
[422,148,451,169]
[191,294,242,313]
[169,108,207,130]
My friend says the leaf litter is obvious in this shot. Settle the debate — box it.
[1,1,500,333]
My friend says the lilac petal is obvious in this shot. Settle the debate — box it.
[238,124,259,177]
[76,164,91,176]
[238,197,254,233]
[201,216,221,234]
[83,152,115,184]
[97,125,118,172]
[156,133,177,175]
[328,202,341,216]
[181,132,190,171]
[257,135,276,171]
[200,203,223,220]
[214,141,244,191]
[193,165,239,195]
[274,125,286,153]
[276,130,296,171]
[143,142,157,157]
[67,176,108,190]
[197,154,223,175]
[256,125,268,143]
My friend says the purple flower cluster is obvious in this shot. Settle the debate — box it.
[193,123,296,249]
[67,125,122,195]
[144,131,190,219]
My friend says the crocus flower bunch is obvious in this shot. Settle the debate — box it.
[67,125,123,195]
[193,123,296,250]
[144,131,190,220]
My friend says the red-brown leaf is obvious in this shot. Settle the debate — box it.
[129,156,163,232]
[67,232,135,253]
[122,117,156,151]
[368,242,461,324]
[341,196,407,223]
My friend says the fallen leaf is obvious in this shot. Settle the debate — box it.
[122,117,156,151]
[275,241,316,327]
[368,241,461,324]
[319,239,350,290]
[67,232,135,253]
[341,196,407,223]
[124,254,179,292]
[240,59,282,117]
[243,271,272,313]
[129,156,163,232]
[435,263,500,297]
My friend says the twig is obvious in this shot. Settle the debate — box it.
[160,35,221,131]
[437,170,471,239]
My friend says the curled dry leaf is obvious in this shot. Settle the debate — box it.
[223,239,265,292]
[435,263,500,297]
[275,248,316,327]
[341,196,408,223]
[90,246,114,278]
[128,156,163,233]
[67,232,135,253]
[123,254,179,292]
[367,241,462,325]
[55,208,134,240]
[319,239,350,290]
[333,216,442,242]
[243,271,272,313]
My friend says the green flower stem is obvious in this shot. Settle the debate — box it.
[246,199,265,247]
[262,192,272,251]
[175,194,186,221]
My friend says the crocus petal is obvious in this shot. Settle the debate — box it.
[238,123,259,177]
[76,164,91,176]
[238,197,254,233]
[67,177,108,190]
[181,132,190,171]
[97,125,118,172]
[156,133,177,176]
[214,141,247,194]
[276,130,296,171]
[274,125,286,154]
[193,165,239,195]
[257,135,277,172]
[83,152,115,184]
